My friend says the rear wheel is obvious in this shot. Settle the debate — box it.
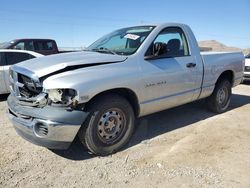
[207,80,232,113]
[78,94,135,155]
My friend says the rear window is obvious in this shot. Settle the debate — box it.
[34,41,53,51]
[246,54,250,58]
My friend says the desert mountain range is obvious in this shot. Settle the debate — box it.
[198,40,250,55]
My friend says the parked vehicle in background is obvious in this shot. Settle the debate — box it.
[243,54,250,81]
[0,49,43,94]
[7,23,244,155]
[0,39,60,55]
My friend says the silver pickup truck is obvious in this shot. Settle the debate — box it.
[7,23,244,155]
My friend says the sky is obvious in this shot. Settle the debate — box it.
[0,0,249,49]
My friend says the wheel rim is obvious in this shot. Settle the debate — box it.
[216,86,229,107]
[97,108,126,144]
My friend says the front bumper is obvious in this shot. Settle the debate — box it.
[243,72,250,81]
[7,95,88,149]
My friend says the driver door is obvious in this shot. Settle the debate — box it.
[140,27,200,114]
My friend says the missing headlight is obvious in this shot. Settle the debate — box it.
[47,89,77,107]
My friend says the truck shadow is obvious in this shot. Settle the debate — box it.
[50,93,250,160]
[50,138,94,160]
[129,93,250,147]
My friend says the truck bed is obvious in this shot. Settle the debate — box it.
[199,51,244,99]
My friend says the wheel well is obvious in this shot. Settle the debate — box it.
[85,88,140,117]
[216,70,234,85]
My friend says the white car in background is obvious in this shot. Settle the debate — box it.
[0,49,43,94]
[243,54,250,81]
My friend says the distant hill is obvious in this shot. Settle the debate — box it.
[198,40,242,52]
[243,48,250,55]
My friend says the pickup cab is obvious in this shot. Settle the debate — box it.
[0,39,59,55]
[7,23,244,155]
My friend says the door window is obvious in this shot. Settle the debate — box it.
[34,41,53,51]
[146,27,190,58]
[13,42,25,50]
[24,41,35,51]
[11,41,35,51]
[5,52,35,65]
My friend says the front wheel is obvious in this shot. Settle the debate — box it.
[207,80,232,113]
[78,94,135,155]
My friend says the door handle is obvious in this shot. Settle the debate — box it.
[186,63,196,68]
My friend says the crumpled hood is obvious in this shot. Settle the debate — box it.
[16,51,127,77]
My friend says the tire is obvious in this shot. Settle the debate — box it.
[207,79,232,113]
[78,94,135,155]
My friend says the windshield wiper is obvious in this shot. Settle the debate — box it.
[91,48,117,55]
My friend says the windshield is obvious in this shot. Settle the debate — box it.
[246,54,250,58]
[0,42,12,49]
[87,26,155,55]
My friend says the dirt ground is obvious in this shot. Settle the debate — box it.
[0,84,250,188]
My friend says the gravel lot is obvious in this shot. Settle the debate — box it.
[1,84,250,188]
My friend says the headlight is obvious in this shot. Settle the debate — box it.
[47,89,77,106]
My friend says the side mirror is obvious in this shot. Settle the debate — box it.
[144,42,167,60]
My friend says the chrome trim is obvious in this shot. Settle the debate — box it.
[9,112,81,142]
[9,69,21,96]
[9,108,32,120]
[9,65,46,106]
[16,93,48,107]
[11,65,40,83]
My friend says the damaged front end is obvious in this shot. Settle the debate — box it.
[7,65,88,149]
[9,65,79,109]
[46,88,78,108]
[9,65,47,107]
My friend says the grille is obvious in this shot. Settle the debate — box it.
[17,73,42,97]
[9,109,32,120]
[245,66,250,72]
[9,69,15,92]
[34,123,48,137]
[10,69,42,98]
[9,69,14,79]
